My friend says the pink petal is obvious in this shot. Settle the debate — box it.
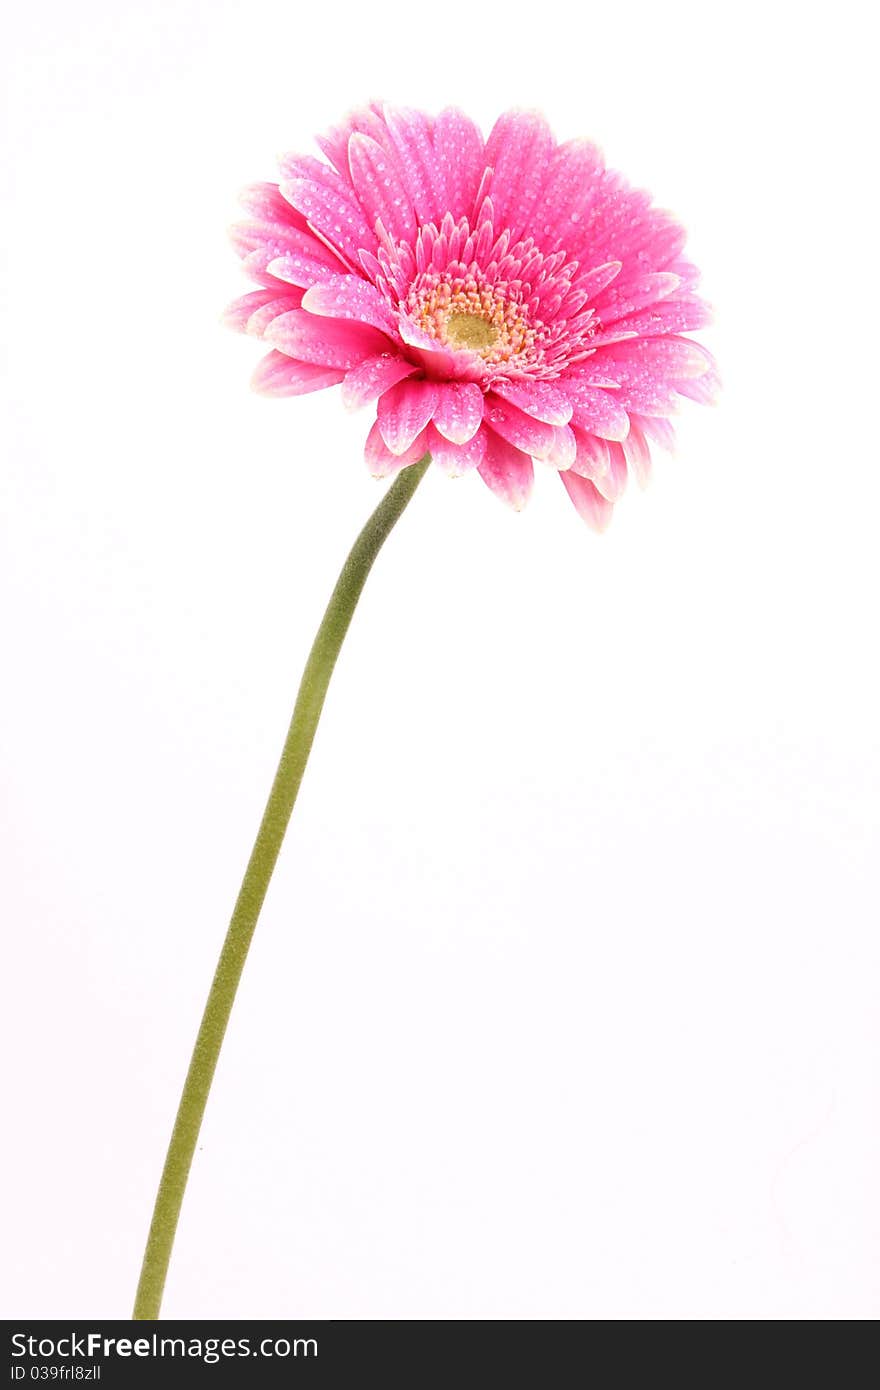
[477,432,534,511]
[571,260,623,303]
[300,276,398,335]
[583,350,685,415]
[587,197,686,272]
[431,107,486,220]
[528,139,605,251]
[239,182,310,232]
[593,442,629,501]
[265,310,389,368]
[620,420,652,488]
[615,379,679,417]
[563,363,624,389]
[560,472,614,531]
[593,272,682,325]
[599,335,712,379]
[377,379,440,454]
[341,354,419,409]
[348,133,417,245]
[633,413,676,452]
[545,424,577,470]
[222,288,303,336]
[279,151,346,184]
[484,397,557,459]
[632,216,688,270]
[229,220,340,268]
[570,430,628,503]
[251,351,345,398]
[569,430,628,502]
[563,382,630,440]
[425,422,486,476]
[237,247,296,289]
[265,250,349,290]
[384,105,446,224]
[570,430,611,481]
[484,110,554,243]
[579,326,640,349]
[605,296,712,340]
[491,378,573,426]
[313,105,394,187]
[281,176,378,269]
[364,420,429,478]
[675,367,721,405]
[432,381,484,443]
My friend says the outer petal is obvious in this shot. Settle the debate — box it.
[583,191,686,272]
[230,224,343,292]
[236,247,297,289]
[614,380,679,417]
[341,354,419,409]
[230,220,342,270]
[300,276,399,335]
[484,111,554,243]
[223,288,303,336]
[484,397,557,459]
[598,335,712,379]
[313,104,394,187]
[432,381,484,444]
[281,175,378,269]
[265,309,389,368]
[238,182,311,231]
[570,429,611,480]
[545,424,577,471]
[633,413,676,452]
[432,107,486,220]
[251,351,345,398]
[425,422,486,476]
[571,431,627,502]
[564,382,630,441]
[675,362,721,404]
[348,133,418,244]
[265,250,349,291]
[528,139,605,252]
[603,295,712,340]
[478,431,534,511]
[560,471,614,531]
[620,420,652,488]
[384,105,446,224]
[364,420,428,478]
[491,378,573,426]
[377,379,440,454]
[592,271,682,325]
[593,442,629,502]
[571,260,623,304]
[584,352,683,415]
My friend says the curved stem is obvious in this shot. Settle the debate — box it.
[133,456,430,1320]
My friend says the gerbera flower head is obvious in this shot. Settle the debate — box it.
[226,104,716,529]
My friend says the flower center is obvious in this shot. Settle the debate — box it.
[406,273,536,366]
[445,311,498,352]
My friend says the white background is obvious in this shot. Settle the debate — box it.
[2,0,878,1321]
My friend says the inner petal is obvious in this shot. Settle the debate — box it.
[389,219,598,379]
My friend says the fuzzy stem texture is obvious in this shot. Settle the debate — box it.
[133,456,430,1319]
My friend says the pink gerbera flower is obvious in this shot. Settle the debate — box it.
[226,104,716,529]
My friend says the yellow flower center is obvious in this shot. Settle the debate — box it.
[407,275,536,365]
[444,311,499,352]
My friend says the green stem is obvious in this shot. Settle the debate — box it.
[133,455,430,1320]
